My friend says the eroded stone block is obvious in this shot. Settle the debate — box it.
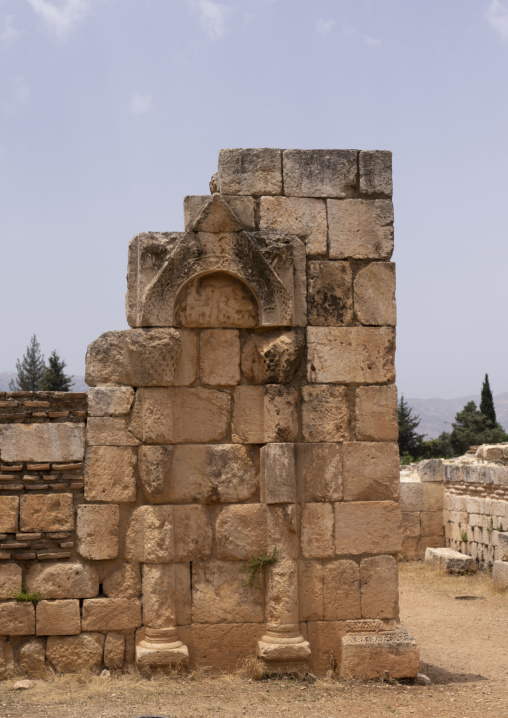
[174,505,214,561]
[261,443,295,504]
[0,602,35,635]
[342,442,399,502]
[25,562,99,599]
[355,385,398,441]
[232,386,265,443]
[0,564,22,600]
[125,505,173,563]
[87,386,135,416]
[323,560,361,620]
[142,564,176,628]
[215,504,267,559]
[241,330,304,384]
[36,599,81,636]
[334,501,402,555]
[418,459,444,483]
[86,417,140,446]
[218,148,282,195]
[0,496,19,533]
[328,199,394,260]
[354,262,396,326]
[18,639,46,676]
[296,443,343,502]
[77,504,120,560]
[301,503,334,558]
[184,194,256,231]
[0,423,84,463]
[307,261,353,325]
[360,555,398,619]
[192,560,264,624]
[103,563,141,598]
[301,385,349,442]
[359,150,392,196]
[200,329,240,386]
[259,196,327,256]
[283,149,357,198]
[84,446,137,502]
[298,560,323,621]
[46,633,104,673]
[104,633,125,669]
[340,627,419,680]
[20,494,74,532]
[82,598,142,632]
[264,385,298,442]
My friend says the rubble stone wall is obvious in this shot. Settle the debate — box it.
[0,149,419,680]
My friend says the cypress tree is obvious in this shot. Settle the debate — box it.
[9,335,46,392]
[41,350,73,391]
[480,373,496,425]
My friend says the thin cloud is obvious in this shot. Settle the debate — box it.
[1,15,21,43]
[3,76,31,115]
[363,34,381,47]
[26,0,91,37]
[188,0,232,41]
[487,0,508,40]
[130,94,154,116]
[316,18,335,35]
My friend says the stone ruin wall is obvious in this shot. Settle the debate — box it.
[0,148,420,680]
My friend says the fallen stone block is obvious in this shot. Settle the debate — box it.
[340,626,419,680]
[425,547,476,574]
[493,560,508,589]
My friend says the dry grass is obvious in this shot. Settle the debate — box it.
[398,557,505,598]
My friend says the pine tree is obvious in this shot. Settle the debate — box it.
[41,350,73,391]
[398,395,425,459]
[480,373,497,425]
[449,400,508,455]
[9,335,46,392]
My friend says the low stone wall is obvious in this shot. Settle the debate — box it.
[400,460,445,560]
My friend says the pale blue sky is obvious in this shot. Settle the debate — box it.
[1,0,507,398]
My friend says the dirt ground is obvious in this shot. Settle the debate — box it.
[1,561,508,718]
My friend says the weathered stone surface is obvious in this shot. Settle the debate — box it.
[425,547,476,574]
[0,602,35,635]
[0,564,22,599]
[259,196,327,255]
[307,261,353,325]
[402,512,421,538]
[82,598,142,632]
[173,505,214,561]
[283,149,357,198]
[25,562,99,599]
[46,633,104,673]
[307,327,396,384]
[184,194,256,231]
[241,330,304,384]
[192,560,264,623]
[261,443,295,504]
[125,505,173,563]
[298,560,324,620]
[87,386,135,416]
[301,385,349,442]
[360,556,398,619]
[0,496,19,533]
[355,385,398,441]
[498,532,508,561]
[335,501,402,555]
[142,564,176,628]
[264,557,299,625]
[130,387,231,444]
[341,627,419,679]
[399,480,424,513]
[493,560,508,588]
[343,442,399,502]
[84,446,137,502]
[77,504,119,560]
[295,443,343,502]
[184,623,264,671]
[267,505,299,559]
[218,148,282,195]
[36,599,81,636]
[138,444,173,503]
[421,510,443,537]
[176,273,259,328]
[103,563,141,598]
[86,417,140,446]
[307,620,347,676]
[215,505,266,559]
[354,262,396,326]
[104,633,125,669]
[232,386,264,443]
[18,639,46,676]
[323,560,361,620]
[328,199,394,260]
[85,329,182,387]
[417,459,444,483]
[301,503,334,558]
[20,494,74,532]
[0,423,84,463]
[200,329,240,386]
[264,386,298,442]
[359,150,392,196]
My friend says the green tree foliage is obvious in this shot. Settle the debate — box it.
[480,373,497,425]
[398,395,425,461]
[41,350,73,391]
[418,432,454,460]
[449,400,508,455]
[9,335,46,391]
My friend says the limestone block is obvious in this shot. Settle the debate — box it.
[142,564,176,628]
[86,417,140,446]
[232,386,265,443]
[498,532,508,561]
[343,442,399,502]
[77,504,119,560]
[174,505,213,561]
[18,639,46,676]
[301,503,334,558]
[0,423,84,463]
[301,385,349,442]
[423,482,444,511]
[261,443,295,504]
[46,633,104,673]
[341,627,419,680]
[424,547,476,574]
[360,555,398,619]
[399,480,424,513]
[402,512,421,538]
[175,563,192,625]
[328,199,394,260]
[267,505,299,559]
[192,560,264,623]
[200,329,240,386]
[218,148,282,195]
[20,494,74,532]
[25,562,99,599]
[138,444,173,503]
[323,560,361,620]
[359,150,392,196]
[186,623,264,672]
[104,633,125,669]
[307,327,396,384]
[0,496,19,533]
[355,385,398,441]
[264,386,298,442]
[421,511,444,538]
[295,443,343,502]
[0,564,22,599]
[283,149,357,198]
[298,560,323,621]
[215,505,267,559]
[259,196,327,256]
[307,620,347,676]
[125,505,173,563]
[85,328,182,387]
[354,262,396,326]
[241,330,304,384]
[82,598,142,632]
[84,446,137,502]
[87,386,135,416]
[184,194,256,231]
[130,387,231,444]
[307,261,353,325]
[334,501,402,555]
[493,560,508,588]
[0,602,35,635]
[103,563,141,598]
[36,600,81,636]
[418,459,444,483]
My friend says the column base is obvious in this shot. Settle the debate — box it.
[135,627,189,668]
[257,624,310,673]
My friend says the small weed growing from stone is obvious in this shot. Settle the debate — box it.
[460,530,468,543]
[13,585,44,603]
[239,547,278,588]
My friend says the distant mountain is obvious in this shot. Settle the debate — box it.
[0,372,88,392]
[407,393,508,438]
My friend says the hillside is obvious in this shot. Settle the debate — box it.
[407,393,508,438]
